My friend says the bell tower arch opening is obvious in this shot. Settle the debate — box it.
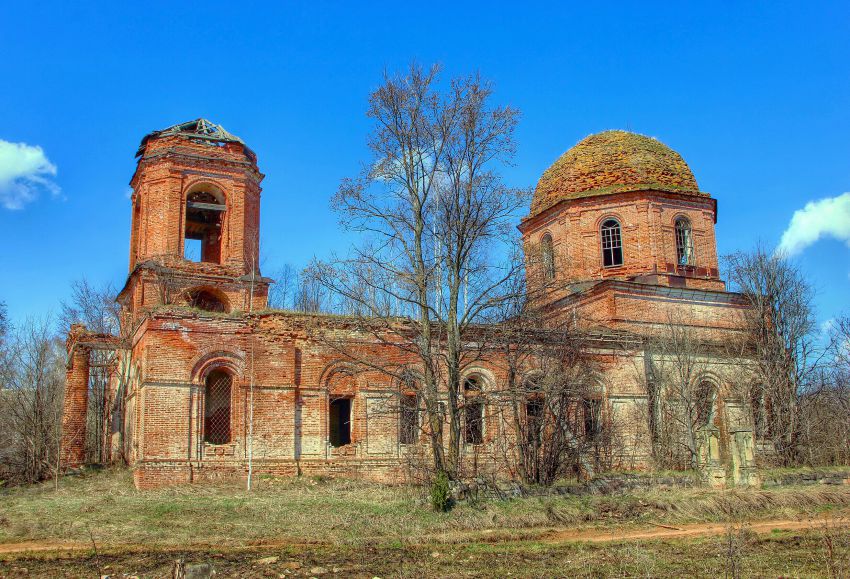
[184,184,226,264]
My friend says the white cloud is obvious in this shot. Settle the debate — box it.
[0,139,61,210]
[778,192,850,257]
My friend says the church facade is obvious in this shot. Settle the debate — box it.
[60,120,758,489]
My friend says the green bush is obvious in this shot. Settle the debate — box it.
[430,471,452,512]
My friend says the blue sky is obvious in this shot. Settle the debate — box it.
[1,1,848,329]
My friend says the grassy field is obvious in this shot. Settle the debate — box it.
[1,468,849,577]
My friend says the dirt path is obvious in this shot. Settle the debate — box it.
[545,516,850,544]
[1,517,847,556]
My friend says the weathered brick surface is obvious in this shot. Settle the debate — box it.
[61,124,757,488]
[60,337,90,468]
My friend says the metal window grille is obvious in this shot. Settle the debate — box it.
[675,218,694,266]
[601,219,623,267]
[400,394,418,444]
[204,371,232,444]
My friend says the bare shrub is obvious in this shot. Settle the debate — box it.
[0,315,66,484]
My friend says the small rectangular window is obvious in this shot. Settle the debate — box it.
[400,394,418,444]
[329,398,351,447]
[464,401,484,444]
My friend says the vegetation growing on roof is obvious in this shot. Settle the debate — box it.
[529,130,707,217]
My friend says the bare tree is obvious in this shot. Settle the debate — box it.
[725,246,820,466]
[267,263,297,310]
[494,305,607,485]
[0,315,65,484]
[315,63,527,479]
[643,315,722,470]
[800,315,850,466]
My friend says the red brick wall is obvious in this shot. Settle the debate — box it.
[122,133,268,316]
[60,344,90,468]
[71,126,757,489]
[522,191,724,307]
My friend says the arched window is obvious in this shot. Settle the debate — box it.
[185,187,225,264]
[524,377,544,445]
[541,234,555,280]
[399,372,419,445]
[204,369,232,444]
[695,381,717,428]
[582,384,605,441]
[675,217,695,266]
[188,289,229,313]
[463,376,484,445]
[327,370,355,447]
[601,219,623,267]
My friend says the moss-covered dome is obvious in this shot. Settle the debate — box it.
[529,130,707,218]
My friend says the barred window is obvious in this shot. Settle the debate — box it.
[675,217,695,266]
[400,394,418,444]
[601,219,623,267]
[541,234,555,280]
[204,370,232,444]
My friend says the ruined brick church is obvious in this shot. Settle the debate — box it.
[60,119,758,488]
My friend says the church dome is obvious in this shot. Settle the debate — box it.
[529,130,707,218]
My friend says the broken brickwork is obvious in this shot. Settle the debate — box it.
[60,121,758,488]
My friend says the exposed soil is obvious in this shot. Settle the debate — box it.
[0,515,846,556]
[545,516,850,543]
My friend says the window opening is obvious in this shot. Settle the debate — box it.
[675,217,695,266]
[464,376,484,444]
[204,370,232,444]
[185,190,225,263]
[188,289,227,313]
[541,234,555,280]
[601,219,623,267]
[400,394,418,444]
[583,397,602,440]
[526,397,544,444]
[329,397,352,447]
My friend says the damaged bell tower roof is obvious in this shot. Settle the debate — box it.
[136,118,251,157]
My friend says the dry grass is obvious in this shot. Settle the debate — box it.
[1,467,849,550]
[2,528,849,578]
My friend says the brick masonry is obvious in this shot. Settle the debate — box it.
[61,123,757,488]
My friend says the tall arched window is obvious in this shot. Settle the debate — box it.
[399,372,419,445]
[601,219,623,267]
[463,376,484,445]
[695,381,717,428]
[541,234,555,280]
[204,369,232,444]
[675,217,695,266]
[524,376,544,445]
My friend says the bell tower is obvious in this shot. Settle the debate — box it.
[119,119,270,315]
